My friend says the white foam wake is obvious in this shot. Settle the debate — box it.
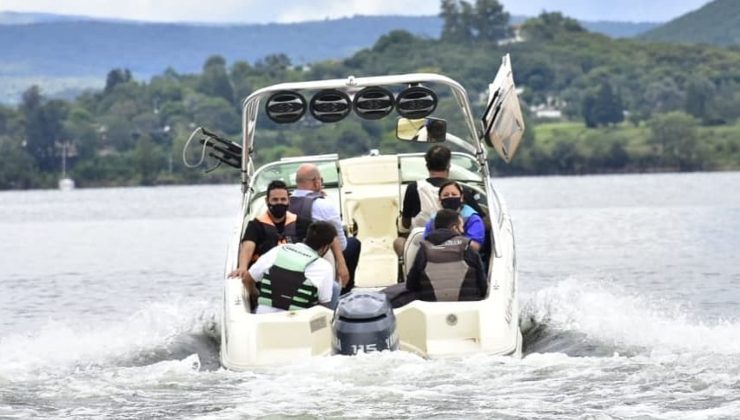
[0,297,217,380]
[523,278,740,355]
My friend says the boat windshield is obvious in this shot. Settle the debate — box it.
[398,153,483,185]
[250,157,339,199]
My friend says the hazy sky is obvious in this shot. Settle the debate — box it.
[0,0,711,23]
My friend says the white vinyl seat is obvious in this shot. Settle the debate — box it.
[402,227,426,278]
[345,195,399,287]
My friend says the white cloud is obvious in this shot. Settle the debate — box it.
[498,0,708,22]
[274,0,436,23]
[0,0,267,22]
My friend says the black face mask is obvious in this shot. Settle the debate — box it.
[268,203,288,219]
[441,197,462,210]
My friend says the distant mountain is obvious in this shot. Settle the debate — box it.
[0,11,95,24]
[640,0,740,46]
[0,12,659,103]
[580,20,659,38]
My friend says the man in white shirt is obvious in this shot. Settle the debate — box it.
[289,163,362,294]
[243,221,338,314]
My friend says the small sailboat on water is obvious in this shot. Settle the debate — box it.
[58,141,75,191]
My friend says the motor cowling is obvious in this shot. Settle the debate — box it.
[331,291,399,355]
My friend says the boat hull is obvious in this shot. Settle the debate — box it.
[220,154,522,369]
[221,283,521,370]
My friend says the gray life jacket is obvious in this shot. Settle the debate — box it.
[257,244,320,311]
[420,235,479,301]
[289,191,323,220]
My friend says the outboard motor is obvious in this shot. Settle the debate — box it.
[331,292,399,355]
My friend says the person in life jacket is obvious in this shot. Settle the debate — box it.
[289,163,361,294]
[228,180,311,282]
[242,221,339,313]
[384,209,487,307]
[393,145,485,256]
[423,180,485,252]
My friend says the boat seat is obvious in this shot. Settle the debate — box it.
[402,227,426,279]
[344,194,399,288]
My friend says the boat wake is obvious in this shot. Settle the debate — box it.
[3,277,739,383]
[0,298,221,381]
[520,278,740,357]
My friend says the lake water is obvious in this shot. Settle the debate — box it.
[1,172,739,419]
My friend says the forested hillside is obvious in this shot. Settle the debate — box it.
[640,0,740,46]
[1,1,739,189]
[0,12,658,103]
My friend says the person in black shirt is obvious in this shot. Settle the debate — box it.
[228,180,311,281]
[393,145,451,256]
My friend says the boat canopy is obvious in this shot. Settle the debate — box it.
[239,73,488,188]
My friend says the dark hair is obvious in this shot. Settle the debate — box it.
[304,221,337,250]
[438,180,463,197]
[434,209,462,230]
[425,145,451,172]
[266,180,289,199]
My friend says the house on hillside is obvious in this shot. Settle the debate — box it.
[498,25,524,46]
[530,95,566,119]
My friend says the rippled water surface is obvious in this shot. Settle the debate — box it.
[1,172,739,419]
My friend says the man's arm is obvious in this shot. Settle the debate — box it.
[307,259,336,305]
[312,199,347,250]
[241,269,259,299]
[228,220,260,279]
[331,237,350,287]
[228,240,256,279]
[400,182,420,229]
[465,215,485,251]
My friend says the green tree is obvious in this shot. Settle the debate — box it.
[648,111,702,170]
[440,0,473,43]
[101,115,137,151]
[472,0,510,42]
[133,134,165,185]
[582,82,624,127]
[521,12,585,40]
[337,123,372,156]
[644,77,685,114]
[684,76,715,122]
[197,55,235,104]
[704,81,740,125]
[255,53,292,80]
[231,60,254,104]
[63,107,98,160]
[0,135,38,189]
[191,96,241,135]
[105,68,132,94]
[21,86,69,172]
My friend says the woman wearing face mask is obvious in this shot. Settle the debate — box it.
[423,180,485,251]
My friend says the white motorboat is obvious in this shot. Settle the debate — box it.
[187,55,526,370]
